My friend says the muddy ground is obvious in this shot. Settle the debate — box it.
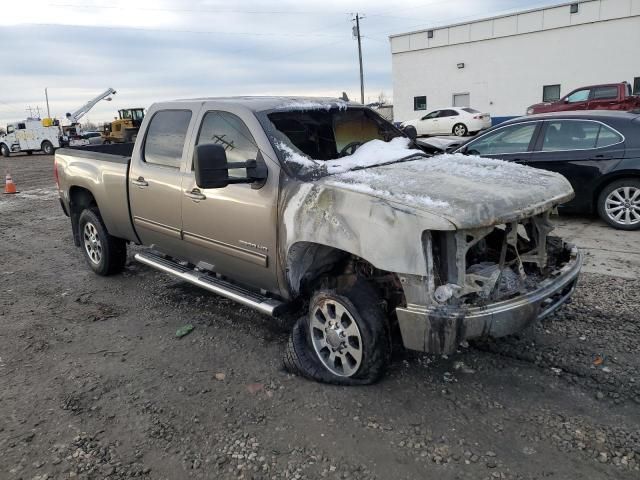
[1,154,639,480]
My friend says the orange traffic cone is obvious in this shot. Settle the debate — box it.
[4,173,18,194]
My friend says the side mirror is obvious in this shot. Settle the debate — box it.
[402,125,417,140]
[194,144,268,190]
[445,143,461,153]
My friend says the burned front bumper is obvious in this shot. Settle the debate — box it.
[396,246,582,355]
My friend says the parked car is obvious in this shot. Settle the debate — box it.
[54,97,581,385]
[401,107,491,137]
[527,82,640,115]
[83,131,105,145]
[452,111,640,230]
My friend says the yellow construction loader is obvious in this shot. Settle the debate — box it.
[102,108,145,143]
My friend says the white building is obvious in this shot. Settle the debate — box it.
[390,0,640,124]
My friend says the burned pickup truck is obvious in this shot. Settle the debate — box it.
[55,97,582,385]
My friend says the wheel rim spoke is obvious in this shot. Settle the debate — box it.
[309,298,363,378]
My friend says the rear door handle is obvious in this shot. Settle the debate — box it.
[185,189,206,201]
[131,176,148,187]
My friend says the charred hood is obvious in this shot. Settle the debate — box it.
[320,154,574,229]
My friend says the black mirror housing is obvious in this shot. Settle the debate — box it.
[194,144,230,189]
[194,144,268,190]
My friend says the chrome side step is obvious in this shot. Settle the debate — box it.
[134,251,286,316]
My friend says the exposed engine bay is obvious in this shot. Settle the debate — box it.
[428,211,572,306]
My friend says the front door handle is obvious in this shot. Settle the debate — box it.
[131,176,148,187]
[185,189,206,201]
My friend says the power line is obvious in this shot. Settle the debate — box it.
[48,2,349,16]
[23,22,345,38]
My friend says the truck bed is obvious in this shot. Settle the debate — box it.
[56,143,138,244]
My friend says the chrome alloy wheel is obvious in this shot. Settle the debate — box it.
[310,298,363,377]
[453,124,467,136]
[83,222,103,264]
[605,186,640,226]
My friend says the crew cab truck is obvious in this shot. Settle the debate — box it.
[527,82,640,115]
[1,118,62,156]
[55,97,582,385]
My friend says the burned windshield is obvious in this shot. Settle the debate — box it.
[268,107,402,161]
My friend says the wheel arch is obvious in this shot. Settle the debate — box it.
[285,241,405,307]
[68,186,99,246]
[592,171,640,212]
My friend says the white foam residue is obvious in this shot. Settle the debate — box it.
[275,99,349,111]
[329,169,450,210]
[275,141,319,168]
[325,137,423,174]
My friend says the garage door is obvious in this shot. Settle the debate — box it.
[453,93,470,108]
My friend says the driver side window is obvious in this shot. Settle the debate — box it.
[566,89,590,103]
[422,111,440,120]
[196,111,259,178]
[466,123,538,155]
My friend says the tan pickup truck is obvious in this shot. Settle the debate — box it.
[55,97,582,385]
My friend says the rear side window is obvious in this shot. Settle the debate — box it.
[143,110,192,168]
[439,110,459,117]
[462,108,480,114]
[542,120,621,151]
[592,86,618,100]
[595,124,623,148]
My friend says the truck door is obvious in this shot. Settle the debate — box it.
[179,108,280,293]
[561,88,591,111]
[129,108,195,254]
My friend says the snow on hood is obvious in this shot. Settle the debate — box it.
[321,153,574,229]
[276,137,423,174]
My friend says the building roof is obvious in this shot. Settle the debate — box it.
[389,0,640,53]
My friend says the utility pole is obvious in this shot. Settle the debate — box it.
[352,13,365,104]
[45,88,51,118]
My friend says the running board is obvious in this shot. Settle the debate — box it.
[134,251,286,317]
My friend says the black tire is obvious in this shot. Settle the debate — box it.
[0,144,9,157]
[283,280,390,385]
[452,123,468,136]
[402,125,417,139]
[78,208,127,275]
[41,141,54,155]
[597,178,640,231]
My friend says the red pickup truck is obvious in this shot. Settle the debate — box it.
[527,82,640,115]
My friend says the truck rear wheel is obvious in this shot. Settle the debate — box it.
[41,141,54,155]
[283,280,390,385]
[78,208,127,275]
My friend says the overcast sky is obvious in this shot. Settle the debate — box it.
[1,0,564,126]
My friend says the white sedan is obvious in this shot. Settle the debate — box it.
[402,107,491,137]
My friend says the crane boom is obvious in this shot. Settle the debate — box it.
[65,88,117,123]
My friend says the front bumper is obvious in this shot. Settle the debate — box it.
[396,246,582,355]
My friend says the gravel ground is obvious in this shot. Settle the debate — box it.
[1,154,639,480]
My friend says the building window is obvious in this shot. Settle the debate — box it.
[427,30,434,39]
[543,84,561,102]
[570,3,579,14]
[414,96,427,111]
[634,77,640,95]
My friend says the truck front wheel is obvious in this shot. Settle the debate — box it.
[78,208,127,275]
[284,281,390,385]
[0,144,9,157]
